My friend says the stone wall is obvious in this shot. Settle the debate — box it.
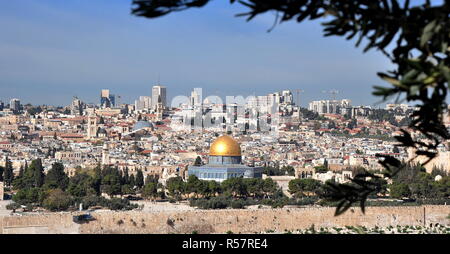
[1,206,449,234]
[0,213,79,234]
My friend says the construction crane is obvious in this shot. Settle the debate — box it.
[322,89,340,100]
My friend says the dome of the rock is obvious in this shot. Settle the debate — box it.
[209,135,241,157]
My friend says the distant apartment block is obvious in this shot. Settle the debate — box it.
[308,99,351,114]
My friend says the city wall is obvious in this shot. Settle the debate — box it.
[0,205,449,234]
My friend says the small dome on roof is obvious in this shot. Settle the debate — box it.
[133,121,153,132]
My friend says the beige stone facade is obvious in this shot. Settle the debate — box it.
[408,148,450,173]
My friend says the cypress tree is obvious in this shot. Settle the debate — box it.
[129,174,136,188]
[0,166,4,182]
[123,167,129,185]
[18,165,24,178]
[194,156,202,166]
[118,167,123,185]
[31,159,44,188]
[3,157,14,186]
[136,170,144,189]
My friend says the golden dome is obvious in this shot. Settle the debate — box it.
[209,135,241,156]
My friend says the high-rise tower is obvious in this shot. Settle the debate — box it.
[152,85,166,109]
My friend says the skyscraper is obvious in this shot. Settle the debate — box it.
[9,98,20,113]
[71,96,84,116]
[100,89,116,108]
[152,85,166,109]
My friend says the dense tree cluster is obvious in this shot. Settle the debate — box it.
[26,106,43,116]
[9,161,139,211]
[368,109,412,127]
[314,164,329,173]
[263,165,295,176]
[299,108,325,121]
[389,164,450,200]
[166,175,285,209]
[166,175,279,200]
[288,178,322,198]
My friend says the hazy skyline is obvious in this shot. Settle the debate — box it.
[0,0,394,107]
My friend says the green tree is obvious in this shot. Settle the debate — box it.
[3,157,14,186]
[314,165,328,174]
[15,159,44,189]
[100,167,122,196]
[221,177,247,197]
[67,172,98,197]
[142,182,158,200]
[207,180,222,197]
[243,178,263,198]
[135,170,144,189]
[166,176,186,200]
[44,163,69,190]
[12,187,42,205]
[186,175,203,198]
[26,106,43,116]
[31,159,45,188]
[323,159,329,170]
[299,108,321,120]
[0,166,4,182]
[145,174,159,185]
[18,165,24,178]
[129,174,136,188]
[122,167,130,185]
[389,183,411,199]
[42,189,73,211]
[194,156,203,166]
[262,178,278,198]
[289,179,322,197]
[281,166,295,176]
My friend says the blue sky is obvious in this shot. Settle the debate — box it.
[0,0,394,107]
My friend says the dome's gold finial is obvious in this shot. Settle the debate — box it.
[209,135,241,156]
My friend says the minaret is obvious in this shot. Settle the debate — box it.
[156,95,164,121]
[102,143,110,165]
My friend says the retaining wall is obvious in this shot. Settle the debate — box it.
[0,205,449,234]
